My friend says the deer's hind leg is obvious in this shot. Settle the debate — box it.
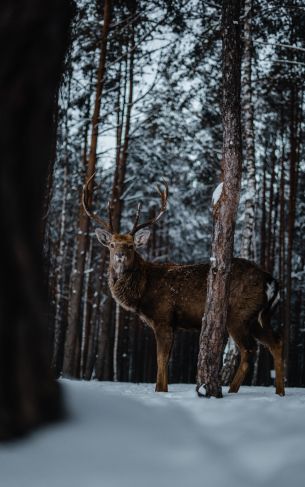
[154,326,174,392]
[228,328,256,394]
[252,322,285,396]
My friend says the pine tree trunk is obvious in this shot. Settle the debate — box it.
[63,0,111,377]
[110,21,135,380]
[279,155,286,330]
[260,157,267,267]
[113,303,121,382]
[266,150,276,272]
[111,25,135,232]
[52,165,68,374]
[221,0,256,385]
[240,0,256,261]
[285,84,299,385]
[197,0,242,398]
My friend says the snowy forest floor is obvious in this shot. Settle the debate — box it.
[2,381,305,487]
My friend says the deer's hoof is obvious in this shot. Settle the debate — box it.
[276,390,285,397]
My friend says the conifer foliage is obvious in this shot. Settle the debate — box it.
[45,0,305,387]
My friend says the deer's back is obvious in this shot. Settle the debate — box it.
[140,258,273,331]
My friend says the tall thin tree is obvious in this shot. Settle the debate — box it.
[63,0,111,377]
[197,0,242,398]
[222,0,256,385]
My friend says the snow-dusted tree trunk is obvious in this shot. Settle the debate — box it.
[113,303,121,382]
[222,0,256,385]
[240,0,256,261]
[285,83,299,384]
[80,239,93,378]
[197,0,242,398]
[52,165,68,374]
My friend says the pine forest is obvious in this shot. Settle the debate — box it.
[44,0,305,389]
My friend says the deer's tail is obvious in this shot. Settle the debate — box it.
[258,277,280,328]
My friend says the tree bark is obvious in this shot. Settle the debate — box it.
[240,0,256,261]
[285,84,299,385]
[222,0,256,385]
[0,0,72,440]
[63,0,111,377]
[111,24,135,232]
[52,165,68,375]
[260,156,267,268]
[110,19,135,380]
[197,0,242,398]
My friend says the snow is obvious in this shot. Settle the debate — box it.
[212,182,223,206]
[266,281,275,301]
[2,380,305,487]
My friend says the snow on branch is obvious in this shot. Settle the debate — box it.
[253,39,305,53]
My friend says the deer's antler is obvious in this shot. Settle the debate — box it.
[130,180,169,235]
[82,172,113,233]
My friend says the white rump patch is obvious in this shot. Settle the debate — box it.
[212,182,223,206]
[266,281,275,302]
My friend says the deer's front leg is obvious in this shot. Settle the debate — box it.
[154,327,173,392]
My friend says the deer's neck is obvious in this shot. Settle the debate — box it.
[109,253,146,312]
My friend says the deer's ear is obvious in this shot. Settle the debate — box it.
[134,229,151,248]
[95,228,112,247]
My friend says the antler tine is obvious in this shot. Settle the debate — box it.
[130,201,143,235]
[156,178,168,206]
[130,180,169,235]
[82,172,111,231]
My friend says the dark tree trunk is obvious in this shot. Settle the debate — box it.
[285,84,299,385]
[63,0,111,377]
[109,10,136,383]
[0,0,72,440]
[111,22,135,232]
[197,0,242,398]
[279,155,286,329]
[266,149,276,272]
[260,157,267,268]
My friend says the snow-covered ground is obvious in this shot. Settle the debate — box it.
[1,381,305,487]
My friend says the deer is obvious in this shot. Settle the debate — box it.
[83,175,285,396]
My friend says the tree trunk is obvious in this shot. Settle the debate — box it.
[285,84,299,385]
[260,157,267,268]
[240,0,256,261]
[0,0,72,440]
[110,20,135,379]
[111,24,135,232]
[63,0,111,377]
[222,0,255,385]
[197,0,242,398]
[266,149,276,272]
[52,165,68,375]
[279,155,286,329]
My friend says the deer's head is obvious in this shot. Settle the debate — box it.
[82,175,168,276]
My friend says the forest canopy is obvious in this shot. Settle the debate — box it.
[46,0,305,387]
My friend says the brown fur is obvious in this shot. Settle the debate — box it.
[96,232,285,396]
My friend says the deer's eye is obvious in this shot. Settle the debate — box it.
[110,243,115,248]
